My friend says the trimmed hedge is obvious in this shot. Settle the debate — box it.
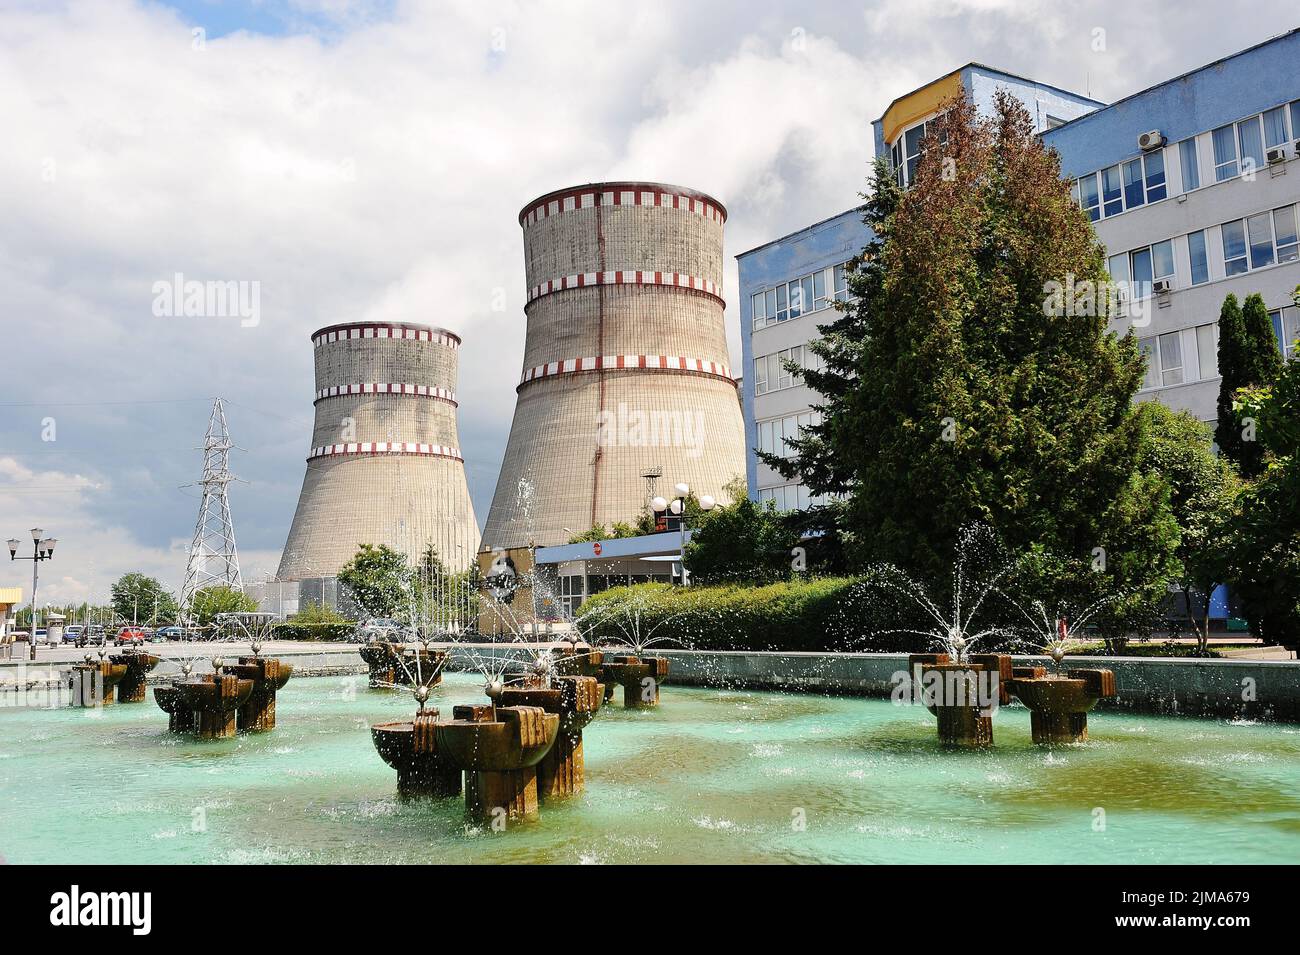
[575,579,932,653]
[271,622,356,641]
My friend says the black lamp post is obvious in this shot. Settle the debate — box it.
[8,528,56,641]
[650,484,715,586]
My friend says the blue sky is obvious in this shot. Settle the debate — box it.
[2,0,1297,602]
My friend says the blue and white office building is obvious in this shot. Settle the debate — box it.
[737,31,1300,508]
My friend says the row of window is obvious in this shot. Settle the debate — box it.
[756,411,819,460]
[756,483,836,513]
[751,263,850,330]
[889,116,949,188]
[1107,202,1299,297]
[753,344,825,396]
[1139,307,1300,391]
[1074,98,1300,222]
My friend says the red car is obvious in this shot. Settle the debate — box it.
[115,627,147,645]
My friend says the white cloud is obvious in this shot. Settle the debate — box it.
[1,0,1294,599]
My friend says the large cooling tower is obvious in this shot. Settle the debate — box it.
[481,181,747,551]
[277,321,480,579]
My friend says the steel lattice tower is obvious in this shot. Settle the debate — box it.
[180,398,243,617]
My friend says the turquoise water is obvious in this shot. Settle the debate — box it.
[1,672,1298,864]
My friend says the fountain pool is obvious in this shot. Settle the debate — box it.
[1,672,1297,864]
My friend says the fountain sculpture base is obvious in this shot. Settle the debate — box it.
[371,711,462,799]
[110,653,161,703]
[69,660,127,707]
[229,656,293,731]
[1010,668,1117,744]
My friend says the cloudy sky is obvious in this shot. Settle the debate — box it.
[1,0,1295,604]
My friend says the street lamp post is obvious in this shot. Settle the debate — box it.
[650,484,715,586]
[8,528,56,649]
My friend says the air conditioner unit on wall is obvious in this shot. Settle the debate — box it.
[1267,146,1287,164]
[1153,278,1173,295]
[1138,130,1167,151]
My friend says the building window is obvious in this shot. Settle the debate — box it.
[756,411,818,459]
[1292,101,1300,143]
[1274,206,1299,264]
[753,346,819,396]
[1178,137,1200,192]
[1222,219,1248,275]
[1127,239,1174,295]
[1263,106,1289,149]
[1138,338,1159,391]
[1101,164,1123,217]
[1077,150,1166,220]
[1222,205,1299,276]
[1237,115,1265,172]
[1270,308,1300,360]
[1079,173,1100,221]
[751,265,850,331]
[1212,124,1238,181]
[1188,230,1210,285]
[833,263,849,302]
[1158,332,1184,386]
[1195,323,1217,380]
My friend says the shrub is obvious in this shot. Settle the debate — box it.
[271,622,356,641]
[574,579,938,653]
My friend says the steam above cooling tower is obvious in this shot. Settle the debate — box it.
[277,321,480,579]
[481,181,748,551]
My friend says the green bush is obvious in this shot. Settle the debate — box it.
[574,579,934,653]
[271,622,356,641]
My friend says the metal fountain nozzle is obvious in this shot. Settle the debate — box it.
[250,640,262,657]
[83,653,94,665]
[413,683,432,710]
[1049,644,1068,666]
[211,656,224,674]
[484,679,504,701]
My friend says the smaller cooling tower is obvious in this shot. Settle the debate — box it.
[277,321,480,579]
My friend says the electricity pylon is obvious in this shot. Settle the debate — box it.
[179,398,243,621]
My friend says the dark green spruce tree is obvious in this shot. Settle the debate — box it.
[1214,293,1249,465]
[766,90,1179,628]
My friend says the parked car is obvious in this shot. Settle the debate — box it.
[155,626,186,640]
[34,628,50,645]
[62,625,84,644]
[77,626,108,647]
[353,618,403,643]
[115,627,148,645]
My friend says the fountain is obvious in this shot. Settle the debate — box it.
[224,641,293,731]
[436,700,560,824]
[359,639,447,689]
[1005,614,1117,744]
[108,648,161,703]
[499,659,604,799]
[69,651,127,707]
[370,680,462,798]
[153,657,255,739]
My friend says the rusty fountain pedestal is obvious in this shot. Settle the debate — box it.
[108,651,161,703]
[371,709,462,798]
[908,653,1011,748]
[359,641,446,688]
[500,674,604,800]
[153,663,253,739]
[594,654,670,709]
[69,655,128,707]
[1008,666,1117,744]
[227,655,293,730]
[435,704,560,824]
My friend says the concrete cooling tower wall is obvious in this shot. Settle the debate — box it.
[277,321,480,579]
[481,181,748,551]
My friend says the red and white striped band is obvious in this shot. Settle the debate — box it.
[311,324,461,348]
[521,187,726,228]
[519,354,735,386]
[315,383,457,405]
[308,442,463,461]
[527,270,723,306]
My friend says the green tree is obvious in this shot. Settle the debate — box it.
[337,543,413,619]
[1214,294,1249,465]
[188,584,257,626]
[291,602,350,625]
[110,573,179,625]
[768,90,1177,628]
[1229,358,1300,649]
[684,479,801,583]
[1134,402,1240,653]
